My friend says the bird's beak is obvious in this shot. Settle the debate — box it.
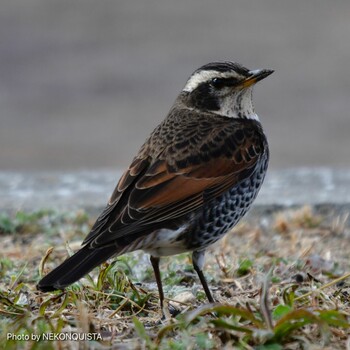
[241,69,274,89]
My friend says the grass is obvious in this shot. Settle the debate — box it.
[0,206,349,349]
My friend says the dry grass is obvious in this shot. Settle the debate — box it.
[0,206,350,349]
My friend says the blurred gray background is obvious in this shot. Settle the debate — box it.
[1,0,350,171]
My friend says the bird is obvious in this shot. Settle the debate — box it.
[37,61,273,313]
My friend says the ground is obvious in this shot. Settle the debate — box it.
[0,206,350,349]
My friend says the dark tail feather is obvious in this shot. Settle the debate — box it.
[37,245,118,292]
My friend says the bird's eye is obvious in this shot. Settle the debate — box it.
[210,78,226,88]
[210,77,240,89]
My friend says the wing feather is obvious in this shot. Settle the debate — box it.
[84,115,267,248]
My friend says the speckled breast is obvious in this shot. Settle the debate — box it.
[186,153,269,250]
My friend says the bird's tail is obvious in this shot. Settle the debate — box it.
[37,245,118,292]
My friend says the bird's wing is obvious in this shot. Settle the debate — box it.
[84,118,266,248]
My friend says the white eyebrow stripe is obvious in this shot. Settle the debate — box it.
[183,70,241,92]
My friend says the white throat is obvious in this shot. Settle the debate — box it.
[214,87,259,121]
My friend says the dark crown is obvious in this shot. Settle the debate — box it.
[194,62,250,76]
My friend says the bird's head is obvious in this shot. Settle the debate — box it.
[180,62,273,120]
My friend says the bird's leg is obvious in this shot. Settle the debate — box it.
[192,250,214,303]
[150,255,165,311]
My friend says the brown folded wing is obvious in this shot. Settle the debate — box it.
[83,117,265,248]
